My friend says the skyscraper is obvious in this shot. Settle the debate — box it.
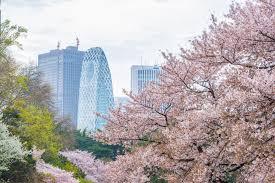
[38,46,85,127]
[77,47,114,131]
[131,65,161,94]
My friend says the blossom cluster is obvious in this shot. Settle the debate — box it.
[36,160,78,183]
[60,150,106,183]
[0,123,27,174]
[33,148,78,183]
[95,0,275,182]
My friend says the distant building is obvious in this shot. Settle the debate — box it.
[77,47,114,131]
[38,46,85,127]
[114,97,129,108]
[131,65,161,94]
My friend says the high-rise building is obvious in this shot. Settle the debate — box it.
[38,46,85,127]
[77,47,114,131]
[131,65,161,94]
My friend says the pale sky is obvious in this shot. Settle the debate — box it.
[4,0,234,96]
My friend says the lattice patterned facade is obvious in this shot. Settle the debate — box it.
[77,47,114,131]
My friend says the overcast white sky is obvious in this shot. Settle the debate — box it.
[4,0,234,96]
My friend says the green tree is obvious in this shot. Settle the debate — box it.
[0,20,27,113]
[0,19,78,182]
[0,20,27,58]
[0,155,39,183]
[74,130,124,160]
[20,66,53,109]
[55,117,76,150]
[5,100,61,154]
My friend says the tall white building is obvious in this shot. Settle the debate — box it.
[77,47,114,131]
[131,65,161,94]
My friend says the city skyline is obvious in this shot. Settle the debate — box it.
[4,0,235,96]
[38,45,114,131]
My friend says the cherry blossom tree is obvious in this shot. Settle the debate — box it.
[60,149,164,183]
[33,149,78,183]
[96,0,275,182]
[60,150,106,183]
[36,160,78,183]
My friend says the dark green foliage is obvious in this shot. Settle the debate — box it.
[150,175,168,183]
[42,153,92,183]
[78,177,94,183]
[54,117,76,150]
[0,155,39,183]
[225,172,237,183]
[1,107,20,132]
[145,167,168,183]
[74,130,124,160]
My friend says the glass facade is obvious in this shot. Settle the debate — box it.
[131,65,161,94]
[77,47,114,131]
[38,46,85,127]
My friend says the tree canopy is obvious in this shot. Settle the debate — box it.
[95,0,275,182]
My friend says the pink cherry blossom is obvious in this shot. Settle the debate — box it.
[32,147,78,183]
[36,160,78,183]
[95,0,275,182]
[60,150,106,183]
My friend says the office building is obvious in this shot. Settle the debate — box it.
[131,65,161,94]
[77,47,114,131]
[38,45,85,127]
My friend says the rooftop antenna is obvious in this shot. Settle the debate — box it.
[76,37,80,49]
[57,41,61,50]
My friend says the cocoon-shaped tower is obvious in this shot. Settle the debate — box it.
[77,47,114,131]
